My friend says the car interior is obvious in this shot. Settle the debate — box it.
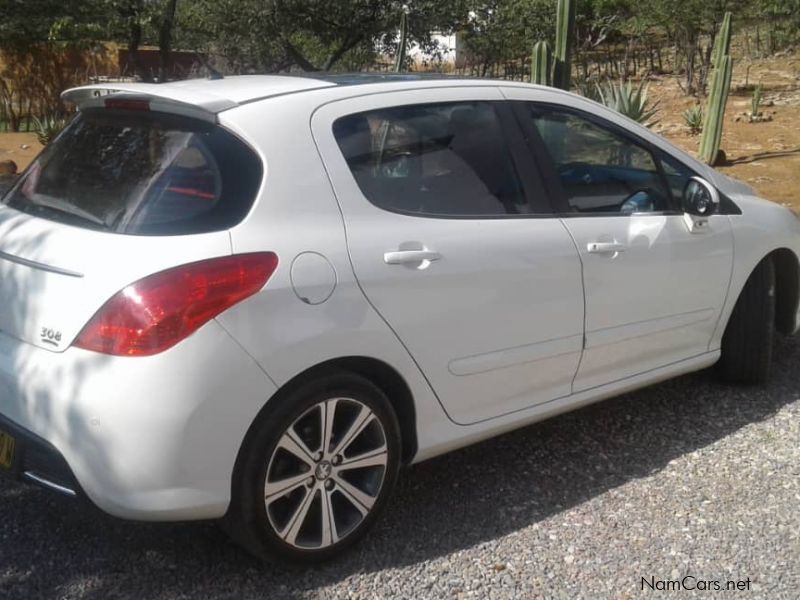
[334,103,529,216]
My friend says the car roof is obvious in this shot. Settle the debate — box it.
[61,72,722,191]
[62,73,554,119]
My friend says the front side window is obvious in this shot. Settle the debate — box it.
[333,102,529,217]
[659,152,696,207]
[525,106,674,215]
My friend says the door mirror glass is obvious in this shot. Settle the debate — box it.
[683,177,719,217]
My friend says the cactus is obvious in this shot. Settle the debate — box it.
[552,0,576,90]
[699,55,733,165]
[712,12,732,69]
[531,41,552,86]
[394,10,408,73]
[751,83,763,119]
[699,11,733,165]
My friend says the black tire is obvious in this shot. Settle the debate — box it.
[224,371,401,563]
[716,257,776,384]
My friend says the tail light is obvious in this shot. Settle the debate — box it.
[105,98,150,112]
[75,253,278,356]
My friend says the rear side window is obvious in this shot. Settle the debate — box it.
[2,110,262,235]
[333,102,529,217]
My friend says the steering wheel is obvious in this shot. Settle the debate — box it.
[620,189,655,214]
[557,161,594,181]
[558,161,633,191]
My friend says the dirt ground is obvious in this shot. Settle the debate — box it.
[2,53,799,208]
[651,52,800,210]
[0,132,42,174]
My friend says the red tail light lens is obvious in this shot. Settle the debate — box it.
[75,253,278,356]
[104,98,151,112]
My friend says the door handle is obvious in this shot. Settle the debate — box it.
[383,249,442,265]
[587,242,627,254]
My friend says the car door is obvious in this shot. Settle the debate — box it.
[312,87,584,425]
[511,100,734,392]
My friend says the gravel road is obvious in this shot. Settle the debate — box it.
[1,336,798,599]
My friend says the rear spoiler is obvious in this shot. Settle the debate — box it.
[61,83,238,124]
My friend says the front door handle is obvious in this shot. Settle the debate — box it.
[587,242,627,254]
[383,249,442,265]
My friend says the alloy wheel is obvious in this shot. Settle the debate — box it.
[263,397,389,549]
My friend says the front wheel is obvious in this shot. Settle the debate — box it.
[225,372,401,563]
[716,257,776,384]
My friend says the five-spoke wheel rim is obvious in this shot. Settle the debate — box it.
[264,397,389,549]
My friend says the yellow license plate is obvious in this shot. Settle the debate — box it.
[0,431,16,469]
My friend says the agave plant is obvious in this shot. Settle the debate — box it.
[595,79,660,127]
[573,75,602,102]
[683,105,704,134]
[32,114,68,146]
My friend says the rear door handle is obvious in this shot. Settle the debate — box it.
[587,242,627,254]
[383,250,442,265]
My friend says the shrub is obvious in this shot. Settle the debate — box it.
[574,75,602,103]
[32,114,68,146]
[683,105,704,134]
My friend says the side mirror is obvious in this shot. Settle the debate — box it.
[682,176,719,217]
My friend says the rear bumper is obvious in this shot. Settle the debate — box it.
[0,320,277,521]
[0,411,84,498]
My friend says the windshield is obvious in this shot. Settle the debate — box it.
[1,109,262,235]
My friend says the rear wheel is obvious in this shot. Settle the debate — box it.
[225,372,401,563]
[717,258,776,384]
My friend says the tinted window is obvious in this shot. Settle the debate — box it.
[334,102,529,216]
[526,107,673,214]
[659,153,696,206]
[2,110,262,235]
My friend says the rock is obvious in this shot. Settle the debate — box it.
[20,144,30,150]
[0,159,18,175]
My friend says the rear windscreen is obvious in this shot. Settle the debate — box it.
[1,109,263,235]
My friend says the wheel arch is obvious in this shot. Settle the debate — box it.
[234,356,418,474]
[322,356,418,464]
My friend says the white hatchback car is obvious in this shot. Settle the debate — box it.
[0,74,798,562]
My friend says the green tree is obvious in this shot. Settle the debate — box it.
[0,0,109,48]
[642,0,749,94]
[458,0,555,77]
[178,0,467,74]
[158,0,179,80]
[757,0,800,53]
